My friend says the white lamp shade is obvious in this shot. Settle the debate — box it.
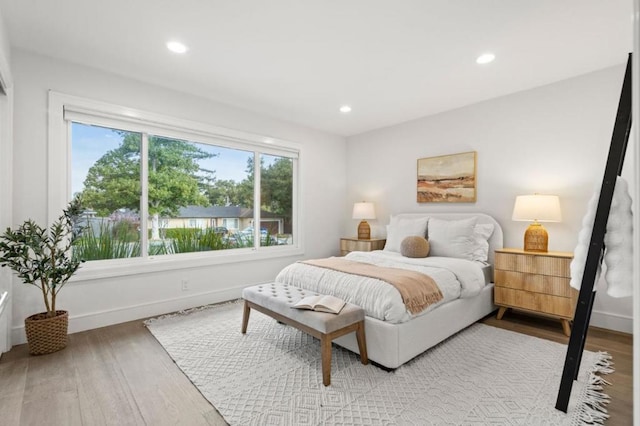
[352,202,376,220]
[512,194,562,222]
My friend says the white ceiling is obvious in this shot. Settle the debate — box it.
[0,0,633,136]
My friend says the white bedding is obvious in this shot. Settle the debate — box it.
[274,250,487,324]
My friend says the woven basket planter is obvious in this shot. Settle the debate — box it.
[24,310,69,355]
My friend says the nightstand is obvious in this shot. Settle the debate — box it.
[494,248,577,336]
[340,238,386,256]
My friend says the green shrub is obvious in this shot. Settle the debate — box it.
[168,227,234,253]
[112,220,139,243]
[73,220,140,260]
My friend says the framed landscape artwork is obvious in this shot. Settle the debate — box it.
[417,151,477,203]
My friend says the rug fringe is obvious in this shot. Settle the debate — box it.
[143,299,242,326]
[576,351,614,425]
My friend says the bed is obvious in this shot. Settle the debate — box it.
[275,212,503,369]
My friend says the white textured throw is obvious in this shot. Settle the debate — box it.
[570,177,634,297]
[146,302,614,425]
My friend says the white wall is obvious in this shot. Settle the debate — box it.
[10,49,347,344]
[346,65,633,333]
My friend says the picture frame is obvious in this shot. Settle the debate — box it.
[417,151,477,203]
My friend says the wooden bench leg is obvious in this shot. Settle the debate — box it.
[321,334,332,386]
[355,321,368,365]
[241,301,251,334]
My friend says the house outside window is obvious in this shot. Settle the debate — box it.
[222,218,239,231]
[51,92,301,276]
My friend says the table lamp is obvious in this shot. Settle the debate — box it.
[352,202,376,240]
[512,194,561,252]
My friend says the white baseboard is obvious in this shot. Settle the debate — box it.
[590,309,633,334]
[10,284,255,346]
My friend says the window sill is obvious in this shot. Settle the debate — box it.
[69,245,305,282]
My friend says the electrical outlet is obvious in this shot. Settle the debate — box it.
[181,280,189,291]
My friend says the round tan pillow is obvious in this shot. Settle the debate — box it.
[400,236,430,258]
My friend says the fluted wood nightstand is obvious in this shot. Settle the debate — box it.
[494,248,577,336]
[340,238,386,256]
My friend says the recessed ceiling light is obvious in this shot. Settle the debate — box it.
[339,105,352,113]
[167,41,188,54]
[476,53,495,64]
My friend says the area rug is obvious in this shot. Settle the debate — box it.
[145,301,613,425]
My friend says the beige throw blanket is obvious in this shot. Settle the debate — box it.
[300,258,443,314]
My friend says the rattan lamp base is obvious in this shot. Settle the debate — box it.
[357,220,371,240]
[524,222,548,252]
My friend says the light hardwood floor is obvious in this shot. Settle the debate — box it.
[0,311,633,425]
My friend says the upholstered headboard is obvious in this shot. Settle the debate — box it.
[390,213,504,266]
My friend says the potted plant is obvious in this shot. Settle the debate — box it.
[0,197,83,355]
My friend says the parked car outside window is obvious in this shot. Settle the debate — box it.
[240,227,268,237]
[213,226,228,235]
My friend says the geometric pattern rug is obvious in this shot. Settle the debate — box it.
[145,301,613,425]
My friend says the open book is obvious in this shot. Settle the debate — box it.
[292,294,346,314]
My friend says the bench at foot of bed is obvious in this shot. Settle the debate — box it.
[241,283,368,386]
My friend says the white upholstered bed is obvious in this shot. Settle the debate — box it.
[276,213,503,369]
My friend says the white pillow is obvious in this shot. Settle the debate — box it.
[471,223,495,262]
[384,217,428,252]
[427,217,478,260]
[389,215,429,227]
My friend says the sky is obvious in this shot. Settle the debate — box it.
[71,122,254,195]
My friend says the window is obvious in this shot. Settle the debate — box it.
[53,92,301,273]
[71,123,142,260]
[260,154,293,246]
